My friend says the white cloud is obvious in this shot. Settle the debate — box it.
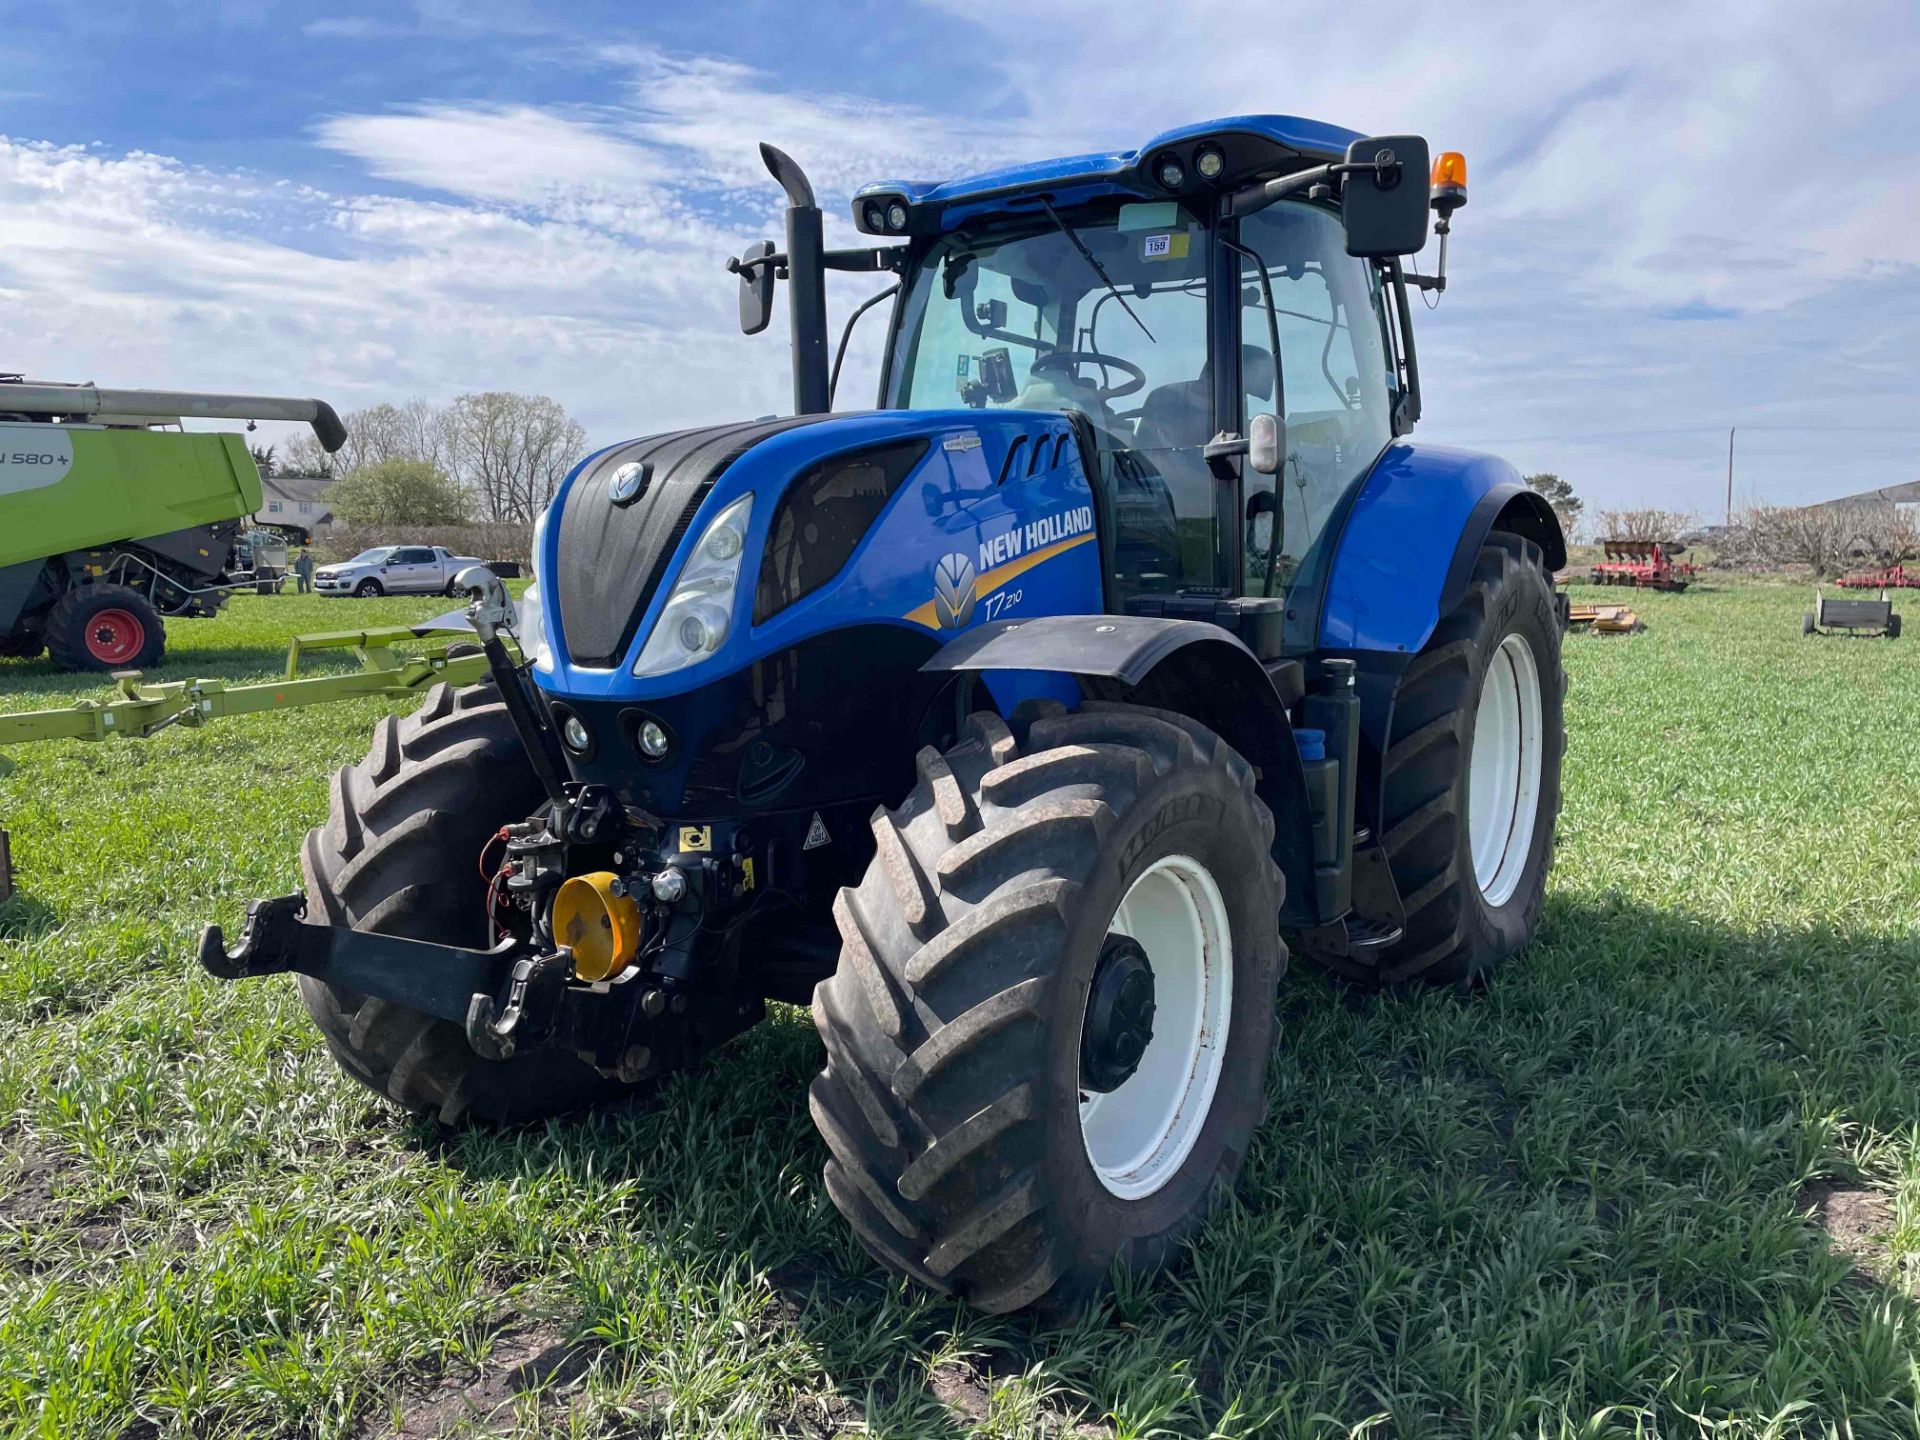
[4,9,1918,511]
[314,105,674,217]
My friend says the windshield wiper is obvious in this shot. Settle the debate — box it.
[1037,197,1153,344]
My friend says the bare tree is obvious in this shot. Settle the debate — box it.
[1594,507,1697,542]
[278,429,334,478]
[279,397,446,478]
[443,392,588,524]
[1727,501,1917,576]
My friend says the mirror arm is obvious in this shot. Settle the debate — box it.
[727,251,788,278]
[1224,158,1392,222]
[824,246,907,274]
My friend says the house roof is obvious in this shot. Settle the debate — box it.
[1811,480,1920,508]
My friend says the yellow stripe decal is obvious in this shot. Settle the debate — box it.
[902,532,1096,630]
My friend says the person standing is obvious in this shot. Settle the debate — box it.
[293,548,315,595]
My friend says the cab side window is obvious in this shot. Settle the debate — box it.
[1235,204,1394,622]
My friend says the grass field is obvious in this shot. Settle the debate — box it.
[2,579,1917,1438]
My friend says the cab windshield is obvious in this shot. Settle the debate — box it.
[887,198,1221,594]
[886,197,1396,616]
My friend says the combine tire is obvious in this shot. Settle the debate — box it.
[44,584,165,672]
[811,702,1285,1312]
[1368,532,1565,985]
[298,681,627,1124]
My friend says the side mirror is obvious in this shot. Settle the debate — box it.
[736,240,776,335]
[1341,135,1430,259]
[1248,412,1280,475]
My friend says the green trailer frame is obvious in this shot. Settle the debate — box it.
[0,622,503,900]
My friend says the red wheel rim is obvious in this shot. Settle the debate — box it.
[86,608,146,664]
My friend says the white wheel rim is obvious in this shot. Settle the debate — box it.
[1079,854,1232,1200]
[1467,631,1544,908]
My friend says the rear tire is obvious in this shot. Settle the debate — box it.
[811,702,1285,1313]
[297,681,629,1124]
[1367,532,1565,985]
[43,584,165,672]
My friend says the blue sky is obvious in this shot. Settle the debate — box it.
[3,0,1916,519]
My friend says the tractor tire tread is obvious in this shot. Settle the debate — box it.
[811,702,1283,1312]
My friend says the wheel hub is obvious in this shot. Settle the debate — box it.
[1080,935,1156,1093]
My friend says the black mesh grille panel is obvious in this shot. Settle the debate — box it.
[554,416,830,667]
[752,438,929,624]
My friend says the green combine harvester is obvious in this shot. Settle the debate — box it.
[0,376,345,670]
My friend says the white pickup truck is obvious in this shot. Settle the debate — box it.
[313,545,490,598]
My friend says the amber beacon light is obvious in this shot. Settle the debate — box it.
[1430,151,1468,215]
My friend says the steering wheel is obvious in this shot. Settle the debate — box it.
[1029,350,1147,403]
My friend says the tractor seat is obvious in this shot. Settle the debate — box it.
[1132,346,1275,455]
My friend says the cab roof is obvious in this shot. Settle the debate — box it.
[852,115,1364,231]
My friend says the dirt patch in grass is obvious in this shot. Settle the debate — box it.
[1805,1180,1894,1277]
[371,1324,598,1439]
[0,1142,61,1228]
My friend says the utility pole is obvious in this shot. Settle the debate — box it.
[1725,427,1735,527]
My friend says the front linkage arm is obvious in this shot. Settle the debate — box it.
[199,893,525,1036]
[198,893,765,1076]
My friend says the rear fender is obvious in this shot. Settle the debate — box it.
[1320,443,1566,840]
[1320,442,1565,657]
[923,615,1319,926]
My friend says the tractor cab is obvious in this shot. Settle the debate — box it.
[741,116,1452,653]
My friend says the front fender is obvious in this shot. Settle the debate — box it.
[1320,442,1564,656]
[923,615,1320,926]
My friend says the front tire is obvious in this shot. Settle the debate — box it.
[354,579,384,598]
[298,681,629,1124]
[1369,532,1565,984]
[810,702,1285,1313]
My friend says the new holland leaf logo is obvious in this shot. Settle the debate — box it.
[932,552,977,630]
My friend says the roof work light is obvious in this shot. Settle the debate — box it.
[1430,151,1467,218]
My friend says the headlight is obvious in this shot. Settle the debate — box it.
[632,493,753,679]
[515,582,550,668]
[514,509,552,668]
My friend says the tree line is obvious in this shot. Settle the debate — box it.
[271,392,588,529]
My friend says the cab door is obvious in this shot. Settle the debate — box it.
[1229,202,1398,651]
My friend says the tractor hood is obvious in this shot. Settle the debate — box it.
[532,408,1105,815]
[551,416,832,668]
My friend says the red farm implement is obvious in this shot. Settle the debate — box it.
[1589,539,1696,591]
[1836,561,1918,590]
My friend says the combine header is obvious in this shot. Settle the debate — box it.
[1589,539,1695,591]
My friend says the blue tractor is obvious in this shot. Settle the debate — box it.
[203,118,1565,1313]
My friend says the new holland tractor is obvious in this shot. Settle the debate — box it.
[200,116,1566,1313]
